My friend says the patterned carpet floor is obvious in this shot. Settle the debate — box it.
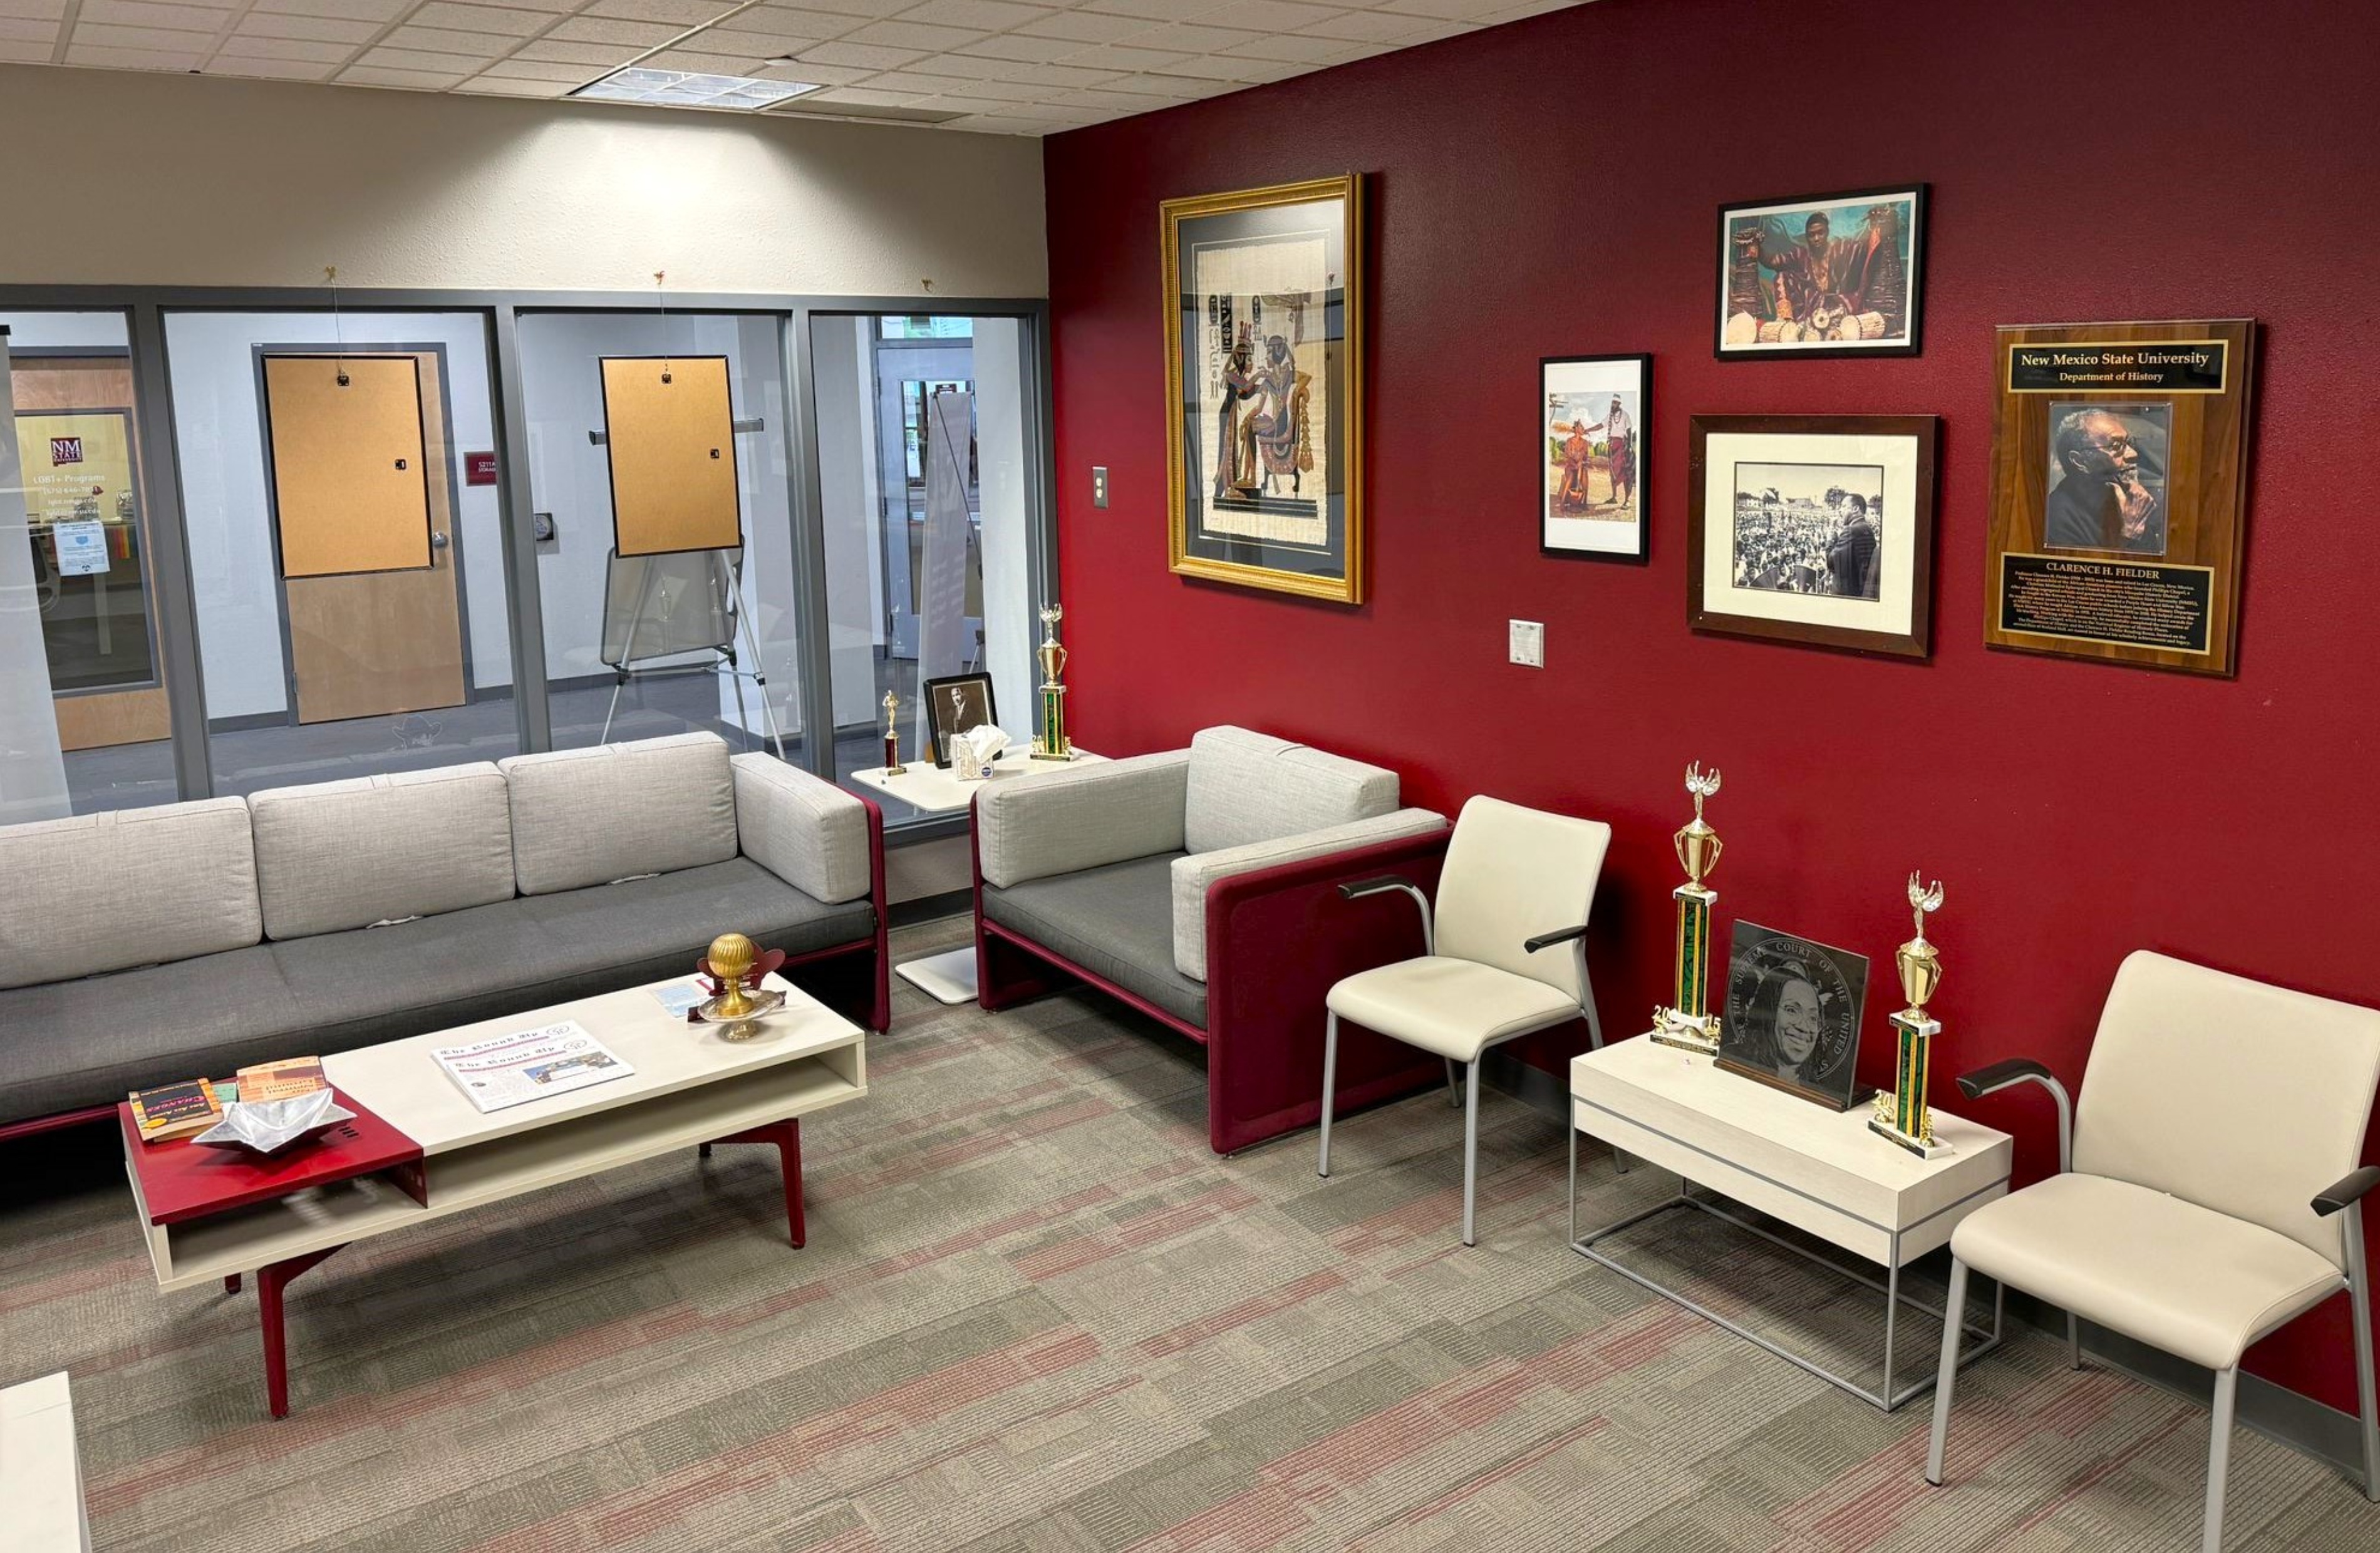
[6,918,2378,1552]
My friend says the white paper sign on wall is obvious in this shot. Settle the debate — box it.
[52,521,108,577]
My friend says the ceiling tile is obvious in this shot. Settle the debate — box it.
[1047,84,1179,111]
[583,0,736,23]
[837,18,980,49]
[943,112,1047,134]
[0,38,53,56]
[0,0,61,19]
[1368,0,1519,16]
[360,44,500,69]
[1476,0,1581,16]
[234,12,379,41]
[946,31,1073,61]
[476,53,594,78]
[1077,0,1193,20]
[732,5,864,33]
[209,32,351,58]
[802,85,923,104]
[1050,43,1187,71]
[546,15,683,44]
[1219,33,1374,65]
[1011,9,1147,43]
[0,14,54,39]
[1215,54,1311,83]
[66,41,208,66]
[250,0,415,23]
[700,26,841,56]
[1124,23,1259,53]
[753,57,868,82]
[1200,0,1348,30]
[946,54,1115,86]
[901,68,1044,98]
[1142,53,1270,81]
[637,45,767,69]
[891,0,1049,28]
[77,1,229,30]
[1302,9,1446,42]
[457,71,572,92]
[403,4,554,36]
[795,38,922,66]
[777,0,913,15]
[1101,71,1228,98]
[512,37,643,61]
[380,25,527,54]
[74,21,215,48]
[208,52,342,77]
[341,64,473,86]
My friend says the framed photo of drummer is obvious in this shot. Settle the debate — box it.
[1715,185,1927,359]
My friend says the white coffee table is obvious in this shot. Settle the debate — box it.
[846,746,1103,1004]
[123,972,865,1418]
[1568,1034,2013,1410]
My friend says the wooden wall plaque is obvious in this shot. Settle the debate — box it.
[1984,319,2255,676]
[599,355,742,558]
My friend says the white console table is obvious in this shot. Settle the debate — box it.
[1568,1033,2014,1410]
[0,1372,91,1550]
[846,747,1102,1004]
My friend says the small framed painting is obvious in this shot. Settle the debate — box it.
[1716,185,1927,359]
[1687,414,1938,659]
[1715,921,1872,1112]
[921,672,995,768]
[1540,354,1649,562]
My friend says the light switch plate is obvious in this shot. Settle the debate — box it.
[1092,466,1109,508]
[1509,619,1544,668]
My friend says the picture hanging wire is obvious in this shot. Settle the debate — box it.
[655,269,671,385]
[325,265,349,387]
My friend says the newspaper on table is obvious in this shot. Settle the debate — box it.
[432,1019,634,1113]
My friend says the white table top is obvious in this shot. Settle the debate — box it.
[0,1373,89,1551]
[845,746,1104,815]
[322,972,861,1155]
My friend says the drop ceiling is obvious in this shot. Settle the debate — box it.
[0,0,1584,136]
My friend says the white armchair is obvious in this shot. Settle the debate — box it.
[1317,797,1612,1246]
[1927,951,2380,1552]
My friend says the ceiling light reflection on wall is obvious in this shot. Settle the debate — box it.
[572,68,822,112]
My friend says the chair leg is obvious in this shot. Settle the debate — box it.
[1460,1058,1481,1247]
[1443,1056,1461,1108]
[2205,1366,2238,1553]
[2347,1210,2379,1501]
[2068,1308,2082,1370]
[1317,1011,1339,1179]
[1926,1255,1970,1486]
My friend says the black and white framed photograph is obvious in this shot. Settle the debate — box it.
[1540,353,1649,562]
[1717,184,1927,358]
[922,672,995,768]
[1714,921,1871,1111]
[2042,400,2171,555]
[1688,415,1938,658]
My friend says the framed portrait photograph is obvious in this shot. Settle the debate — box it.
[1986,319,2255,677]
[921,672,995,768]
[1715,921,1872,1112]
[1688,415,1938,659]
[1540,354,1649,562]
[1162,174,1364,604]
[1716,185,1927,359]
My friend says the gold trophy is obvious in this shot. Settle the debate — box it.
[881,689,905,776]
[1870,874,1952,1158]
[1032,603,1075,761]
[693,931,785,1042]
[1652,763,1725,1053]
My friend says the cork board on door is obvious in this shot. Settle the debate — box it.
[264,354,434,578]
[600,355,742,557]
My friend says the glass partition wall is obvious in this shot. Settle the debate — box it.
[0,289,1049,838]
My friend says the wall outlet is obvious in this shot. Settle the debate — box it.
[1092,465,1109,508]
[1509,619,1545,668]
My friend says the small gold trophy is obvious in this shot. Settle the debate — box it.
[882,689,905,776]
[1031,603,1074,761]
[1870,874,1953,1158]
[1652,763,1724,1053]
[706,932,757,1021]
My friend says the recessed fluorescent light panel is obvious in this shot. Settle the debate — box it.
[572,68,820,111]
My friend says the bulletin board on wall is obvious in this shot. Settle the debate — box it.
[599,355,743,557]
[262,353,434,578]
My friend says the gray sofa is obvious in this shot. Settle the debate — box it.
[0,733,887,1133]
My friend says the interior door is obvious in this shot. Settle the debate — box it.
[264,352,468,724]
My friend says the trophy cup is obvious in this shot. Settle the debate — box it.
[881,689,905,776]
[1652,763,1725,1053]
[1870,874,1953,1158]
[1031,604,1075,761]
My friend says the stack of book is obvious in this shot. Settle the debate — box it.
[236,1057,326,1103]
[127,1057,329,1144]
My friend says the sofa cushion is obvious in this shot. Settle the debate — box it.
[982,852,1208,1030]
[500,733,737,895]
[0,858,875,1126]
[0,797,260,991]
[1169,808,1448,981]
[249,763,516,941]
[731,753,872,905]
[1183,726,1399,855]
[976,750,1189,889]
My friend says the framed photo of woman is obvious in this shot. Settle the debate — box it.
[1714,921,1871,1111]
[1541,354,1649,562]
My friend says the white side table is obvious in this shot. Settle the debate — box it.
[1568,1033,2014,1410]
[0,1372,91,1550]
[846,747,1103,1004]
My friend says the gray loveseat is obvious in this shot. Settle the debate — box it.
[0,733,887,1135]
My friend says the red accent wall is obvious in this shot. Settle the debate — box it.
[1043,0,2379,1411]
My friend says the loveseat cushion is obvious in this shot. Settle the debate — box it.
[732,753,872,904]
[976,750,1190,889]
[1183,726,1399,855]
[0,797,261,991]
[500,733,737,895]
[981,852,1208,1030]
[249,763,515,940]
[0,859,874,1126]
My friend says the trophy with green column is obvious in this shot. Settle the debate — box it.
[1031,604,1075,761]
[1652,763,1724,1053]
[1871,874,1953,1158]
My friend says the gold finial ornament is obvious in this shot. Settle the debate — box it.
[706,932,757,1019]
[1652,763,1724,1053]
[1870,874,1953,1158]
[882,689,905,776]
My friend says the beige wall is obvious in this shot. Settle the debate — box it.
[0,66,1047,297]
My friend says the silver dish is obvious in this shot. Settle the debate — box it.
[691,986,787,1041]
[193,1090,356,1154]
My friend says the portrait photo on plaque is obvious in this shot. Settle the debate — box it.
[1715,185,1926,358]
[1162,175,1363,604]
[1688,415,1937,658]
[1986,319,2255,677]
[1715,921,1871,1111]
[1540,354,1648,562]
[922,671,995,768]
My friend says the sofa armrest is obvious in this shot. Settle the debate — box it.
[976,749,1189,889]
[1170,808,1447,981]
[731,753,872,905]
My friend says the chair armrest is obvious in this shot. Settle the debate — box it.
[2314,1165,2380,1217]
[1337,875,1434,957]
[1956,1057,2074,1175]
[730,753,871,904]
[1524,923,1588,954]
[975,750,1189,889]
[1171,809,1446,980]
